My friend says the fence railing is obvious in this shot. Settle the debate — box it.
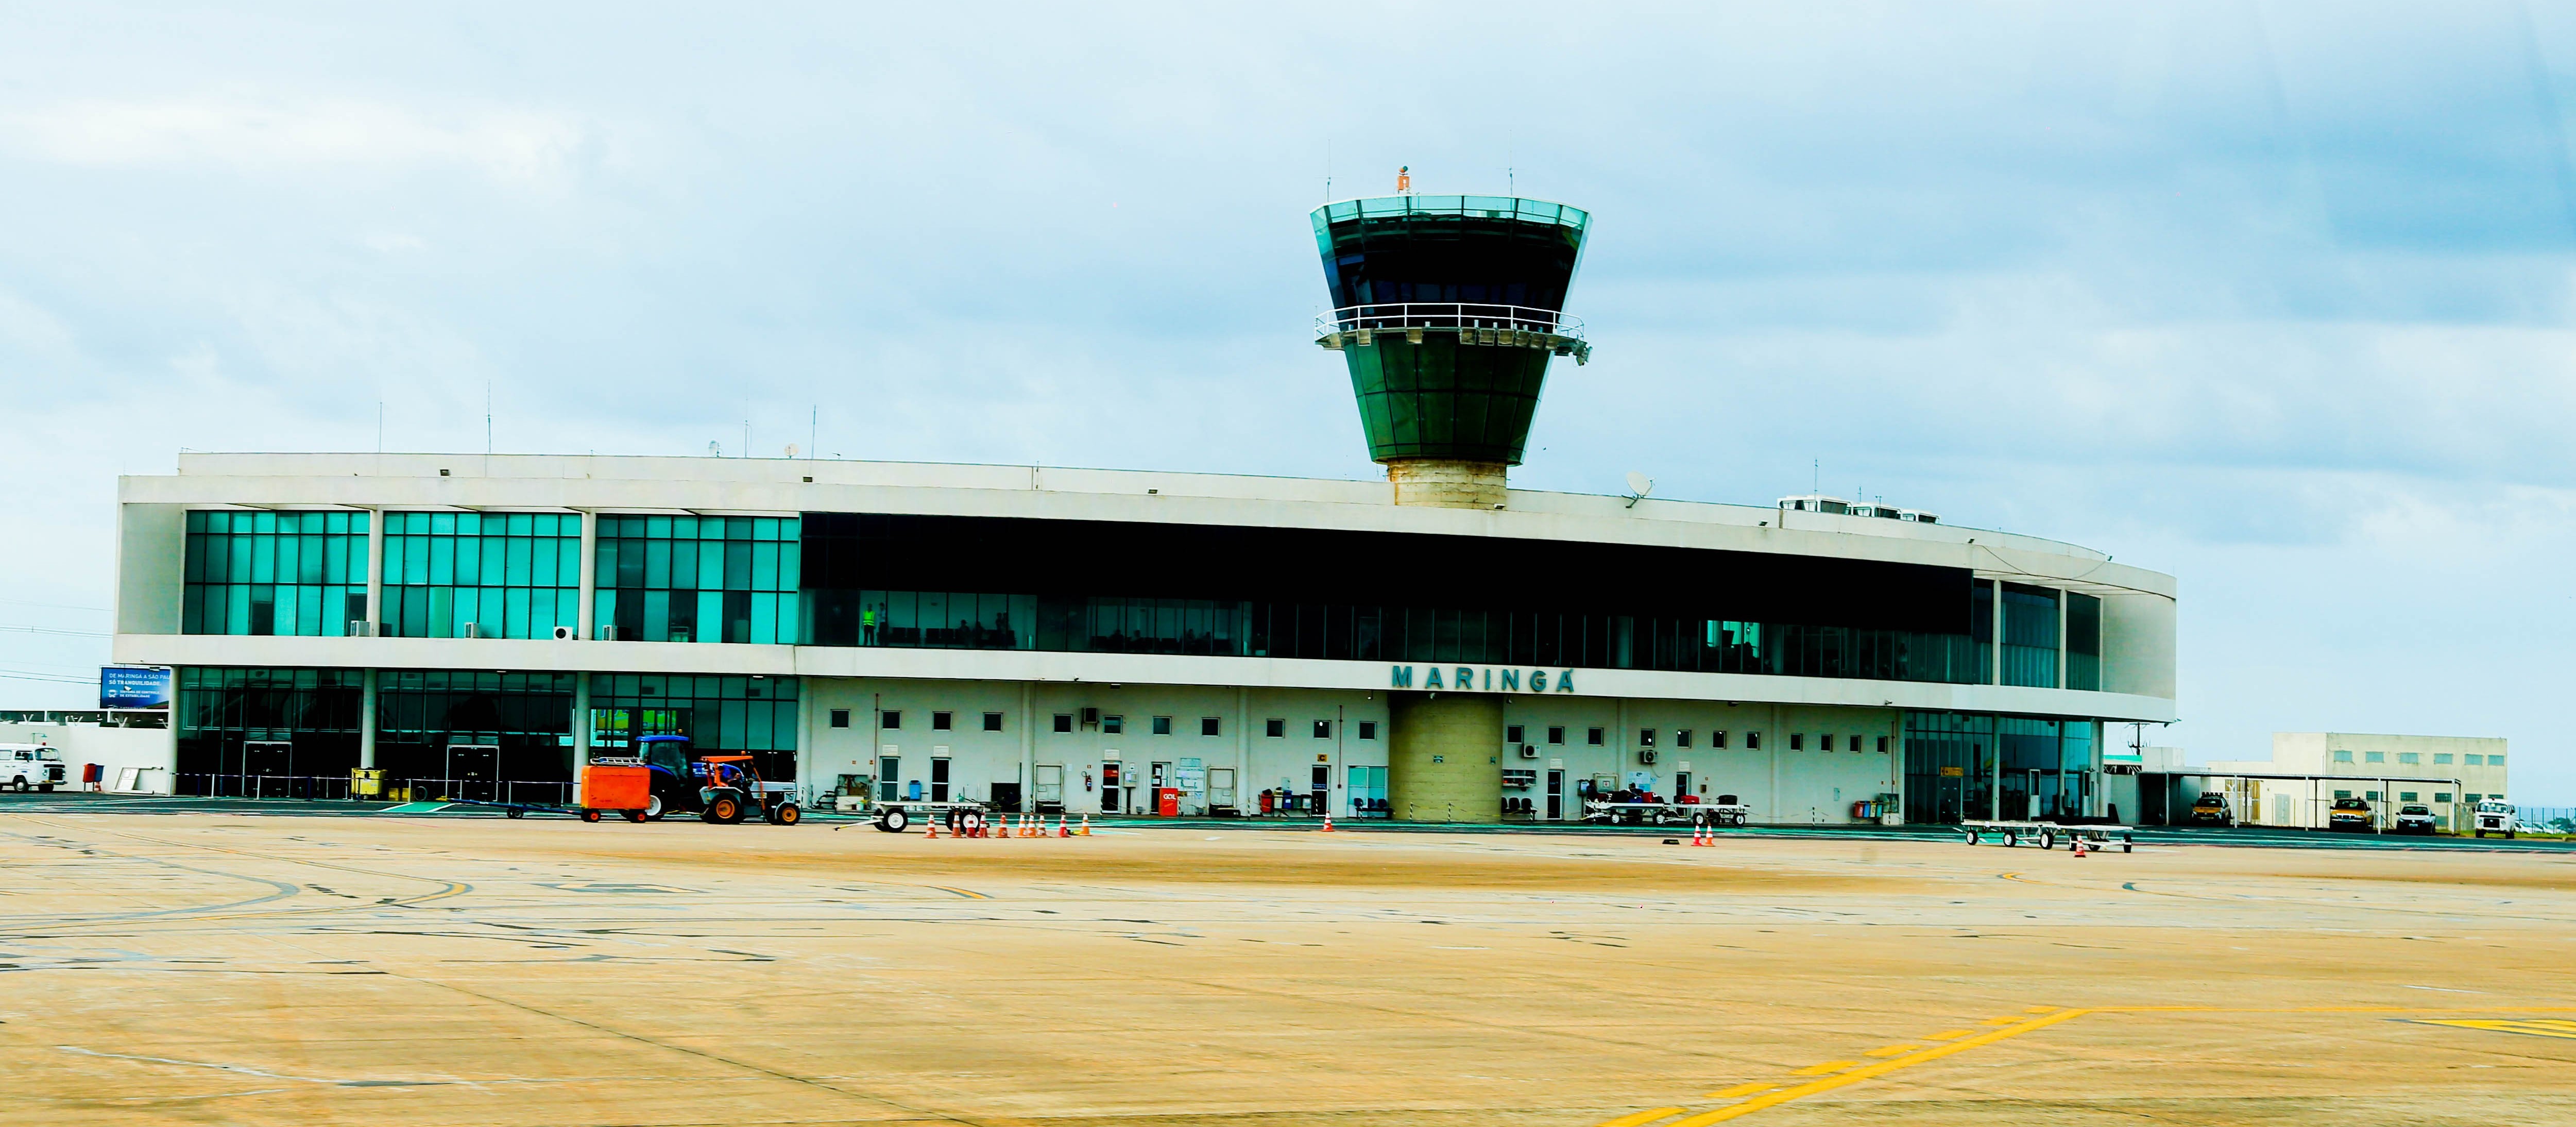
[2515,805,2576,833]
[175,775,578,808]
[1315,302,1584,339]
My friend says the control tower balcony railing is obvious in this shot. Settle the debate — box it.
[1314,302,1592,364]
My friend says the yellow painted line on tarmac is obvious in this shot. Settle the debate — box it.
[1654,1008,2092,1126]
[1785,1060,1856,1076]
[922,885,990,900]
[1863,1044,1917,1057]
[1592,1106,1686,1126]
[2023,1005,2061,1014]
[1921,1029,1975,1041]
[2412,1018,2576,1040]
[1979,1015,2021,1025]
[1702,1084,1775,1099]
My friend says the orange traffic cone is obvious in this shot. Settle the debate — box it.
[924,818,940,839]
[1056,814,1069,837]
[2072,837,2089,858]
[1077,814,1091,836]
[1320,810,1335,832]
[1692,825,1713,847]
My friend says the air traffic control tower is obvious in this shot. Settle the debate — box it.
[1312,192,1593,820]
[1311,194,1592,509]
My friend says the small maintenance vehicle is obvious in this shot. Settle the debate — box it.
[2473,799,2518,839]
[2328,796,2377,833]
[2393,803,2438,835]
[2,745,65,792]
[2187,792,2233,827]
[692,754,800,825]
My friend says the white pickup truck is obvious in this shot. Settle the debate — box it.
[2472,799,2519,839]
[2,745,66,792]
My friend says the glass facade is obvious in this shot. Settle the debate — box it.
[175,667,366,790]
[2065,592,2102,692]
[374,670,576,784]
[382,512,581,639]
[595,515,799,643]
[589,673,800,780]
[1902,712,2097,825]
[182,511,370,636]
[2000,583,2060,688]
[801,514,1991,684]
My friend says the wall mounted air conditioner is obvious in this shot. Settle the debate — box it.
[1637,749,1658,765]
[552,625,575,641]
[1081,707,1100,729]
[1519,744,1539,759]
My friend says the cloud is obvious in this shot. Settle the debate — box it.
[0,95,596,191]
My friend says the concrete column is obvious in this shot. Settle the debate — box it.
[2056,587,2069,689]
[1019,682,1035,812]
[1990,579,2004,686]
[576,510,599,639]
[364,509,385,632]
[1388,692,1502,823]
[1236,687,1250,807]
[571,671,591,802]
[358,668,379,770]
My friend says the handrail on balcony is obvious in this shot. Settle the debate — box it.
[1314,302,1584,340]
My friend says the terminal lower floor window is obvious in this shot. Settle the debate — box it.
[2400,791,2418,801]
[2334,789,2351,799]
[2437,793,2453,802]
[829,709,850,729]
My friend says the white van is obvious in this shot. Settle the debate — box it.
[2,745,66,792]
[2472,800,2518,839]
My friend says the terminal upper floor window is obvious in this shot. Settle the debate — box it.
[1638,729,1656,748]
[2436,792,2453,802]
[932,711,953,731]
[1200,717,1221,736]
[1546,726,1565,745]
[1053,713,1073,733]
[1102,715,1123,735]
[2464,754,2483,765]
[983,712,1004,732]
[183,509,370,637]
[1675,730,1693,748]
[829,709,850,729]
[2332,750,2354,763]
[2334,789,2352,799]
[1151,716,1173,735]
[2365,751,2385,763]
[881,710,901,729]
[1790,734,1806,751]
[1506,725,1525,745]
[1265,718,1286,737]
[1358,721,1376,740]
[1586,727,1605,746]
[1746,731,1761,749]
[2400,791,2418,802]
[2488,755,2503,767]
[2435,753,2453,764]
[1312,720,1332,738]
[2398,752,2420,765]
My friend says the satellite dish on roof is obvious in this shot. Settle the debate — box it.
[1624,472,1653,508]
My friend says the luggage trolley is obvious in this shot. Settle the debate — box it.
[1959,819,2135,853]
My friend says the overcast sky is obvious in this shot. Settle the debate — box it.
[5,3,2573,801]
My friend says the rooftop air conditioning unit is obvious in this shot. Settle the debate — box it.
[552,625,575,641]
[1637,749,1659,765]
[1519,744,1539,759]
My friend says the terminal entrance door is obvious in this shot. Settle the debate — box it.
[241,741,293,798]
[1546,769,1564,819]
[1310,763,1329,815]
[1149,762,1171,816]
[445,744,499,801]
[1100,762,1123,814]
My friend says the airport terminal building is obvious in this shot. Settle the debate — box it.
[103,193,2179,825]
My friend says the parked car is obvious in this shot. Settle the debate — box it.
[2328,797,2376,833]
[2473,800,2518,839]
[2393,803,2438,835]
[2188,792,2233,827]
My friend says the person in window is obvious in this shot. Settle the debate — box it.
[861,605,879,646]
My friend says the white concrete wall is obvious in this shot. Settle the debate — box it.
[0,722,177,793]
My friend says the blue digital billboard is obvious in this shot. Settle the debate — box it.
[99,666,173,710]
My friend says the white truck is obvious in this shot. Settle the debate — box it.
[2472,799,2519,839]
[2,744,67,792]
